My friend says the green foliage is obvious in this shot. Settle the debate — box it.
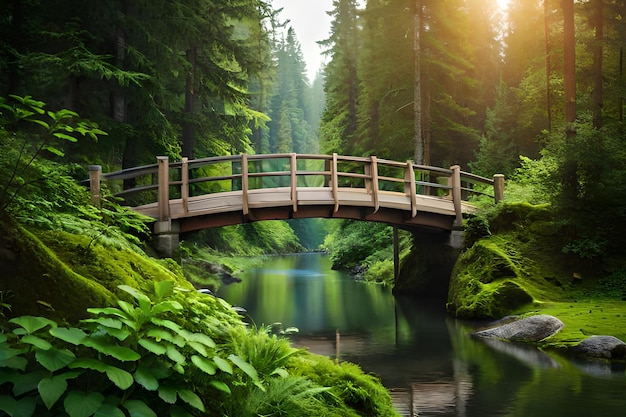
[289,354,400,417]
[0,282,260,417]
[0,95,106,214]
[189,221,303,257]
[0,290,13,318]
[463,215,491,249]
[322,220,393,270]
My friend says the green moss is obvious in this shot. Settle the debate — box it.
[448,237,533,319]
[289,353,400,417]
[0,221,191,323]
[0,222,115,323]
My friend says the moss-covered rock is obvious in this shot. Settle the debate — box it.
[447,237,532,319]
[0,220,191,323]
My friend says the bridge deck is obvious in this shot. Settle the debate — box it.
[87,153,503,233]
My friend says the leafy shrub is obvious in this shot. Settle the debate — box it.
[0,282,260,417]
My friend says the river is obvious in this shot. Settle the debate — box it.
[217,253,626,417]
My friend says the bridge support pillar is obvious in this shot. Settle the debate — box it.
[393,230,463,299]
[153,220,180,258]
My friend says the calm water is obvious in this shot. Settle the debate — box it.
[218,253,626,417]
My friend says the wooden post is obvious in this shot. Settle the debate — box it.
[88,165,102,208]
[241,154,249,216]
[404,161,417,218]
[157,156,170,222]
[393,226,400,285]
[181,157,189,213]
[331,153,339,213]
[290,153,298,213]
[450,165,462,227]
[493,174,505,203]
[369,156,380,213]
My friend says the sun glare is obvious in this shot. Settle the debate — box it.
[496,0,509,10]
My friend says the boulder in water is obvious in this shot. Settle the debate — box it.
[572,335,626,359]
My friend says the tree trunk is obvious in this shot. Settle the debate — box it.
[591,0,603,129]
[562,0,576,128]
[544,0,553,131]
[413,0,423,164]
[182,47,197,158]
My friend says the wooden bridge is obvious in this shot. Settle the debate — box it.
[87,153,503,255]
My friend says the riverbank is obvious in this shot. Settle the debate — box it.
[0,217,400,417]
[446,202,626,354]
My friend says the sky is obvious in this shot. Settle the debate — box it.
[271,0,335,81]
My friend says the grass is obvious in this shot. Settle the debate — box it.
[516,299,626,350]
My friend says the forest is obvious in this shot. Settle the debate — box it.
[1,0,626,415]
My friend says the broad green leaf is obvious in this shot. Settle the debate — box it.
[49,327,87,345]
[69,357,107,373]
[165,345,185,365]
[134,365,159,391]
[100,327,130,342]
[36,347,76,372]
[123,399,156,417]
[138,338,167,355]
[86,307,127,319]
[209,380,231,395]
[227,354,259,382]
[0,334,6,343]
[84,335,140,362]
[117,301,137,319]
[64,391,104,417]
[9,316,55,334]
[105,366,133,390]
[145,329,172,342]
[0,344,23,361]
[21,335,52,350]
[150,318,182,334]
[38,376,68,410]
[187,341,207,357]
[186,333,216,348]
[158,385,177,404]
[178,390,205,412]
[190,355,216,375]
[1,354,28,371]
[213,355,233,374]
[28,118,49,129]
[12,370,48,396]
[52,132,78,142]
[151,301,183,315]
[118,285,150,306]
[271,367,290,378]
[0,395,16,415]
[13,396,37,417]
[94,404,125,417]
[43,144,65,157]
[81,317,123,330]
[153,281,174,300]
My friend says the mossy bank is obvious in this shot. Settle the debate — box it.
[0,217,399,416]
[446,202,626,350]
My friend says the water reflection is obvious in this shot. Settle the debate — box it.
[218,253,626,417]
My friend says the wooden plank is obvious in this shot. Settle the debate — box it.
[332,153,339,213]
[241,154,249,215]
[181,157,189,214]
[370,156,380,213]
[290,153,297,212]
[157,156,170,222]
[405,160,417,217]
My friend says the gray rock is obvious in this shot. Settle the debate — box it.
[572,335,626,359]
[473,314,564,342]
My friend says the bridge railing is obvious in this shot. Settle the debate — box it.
[87,153,503,225]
